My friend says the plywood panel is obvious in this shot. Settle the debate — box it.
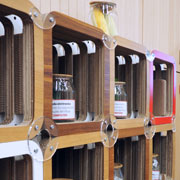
[84,0,91,23]
[77,0,85,22]
[143,0,170,53]
[168,0,180,71]
[114,0,143,44]
[59,0,69,15]
[51,0,60,12]
[68,0,77,18]
[40,0,51,14]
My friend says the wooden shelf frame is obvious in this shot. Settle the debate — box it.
[0,1,176,180]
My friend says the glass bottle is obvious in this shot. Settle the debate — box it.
[114,163,124,180]
[52,74,75,122]
[89,1,118,36]
[152,154,160,180]
[114,82,127,119]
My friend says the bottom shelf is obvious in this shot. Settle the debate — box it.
[52,143,104,180]
[114,135,146,180]
[153,131,174,179]
[0,155,32,180]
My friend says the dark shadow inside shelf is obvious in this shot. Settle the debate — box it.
[52,25,104,123]
[153,131,173,178]
[153,59,173,117]
[0,155,32,180]
[115,47,147,119]
[114,135,146,180]
[0,4,34,126]
[52,143,104,180]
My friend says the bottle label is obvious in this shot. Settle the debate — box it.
[152,170,160,180]
[114,101,127,117]
[52,99,75,120]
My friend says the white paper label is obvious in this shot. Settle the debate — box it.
[52,99,75,120]
[114,101,127,117]
[152,171,160,180]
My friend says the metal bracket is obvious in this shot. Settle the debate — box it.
[102,34,117,50]
[144,117,156,139]
[146,50,155,62]
[29,7,56,30]
[27,116,59,162]
[100,115,118,148]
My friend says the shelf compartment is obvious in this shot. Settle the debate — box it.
[0,4,34,126]
[52,143,104,180]
[0,155,32,180]
[153,131,174,178]
[114,36,149,120]
[151,50,176,125]
[114,135,146,180]
[51,13,108,124]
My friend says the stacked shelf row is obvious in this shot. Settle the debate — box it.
[0,0,176,180]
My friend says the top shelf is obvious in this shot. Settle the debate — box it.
[0,2,175,146]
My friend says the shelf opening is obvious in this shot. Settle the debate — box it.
[52,143,104,180]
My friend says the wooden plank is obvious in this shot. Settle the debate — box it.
[43,29,53,118]
[33,25,44,120]
[0,0,33,15]
[109,147,114,180]
[57,122,100,136]
[155,124,173,133]
[115,36,147,55]
[52,11,103,41]
[116,118,144,129]
[44,159,52,180]
[103,46,111,116]
[57,132,101,149]
[109,48,115,115]
[104,147,109,180]
[145,139,152,180]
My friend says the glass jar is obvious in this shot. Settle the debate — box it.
[52,74,75,122]
[89,1,118,36]
[114,163,123,180]
[114,82,127,119]
[152,154,160,180]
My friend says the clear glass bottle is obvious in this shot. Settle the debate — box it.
[89,1,118,36]
[114,163,124,180]
[152,154,160,180]
[114,82,127,119]
[52,74,75,122]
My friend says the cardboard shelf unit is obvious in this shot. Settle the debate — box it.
[112,36,151,130]
[153,131,174,178]
[151,50,176,125]
[0,4,34,126]
[0,1,176,180]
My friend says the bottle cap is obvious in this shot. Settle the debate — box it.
[114,163,123,169]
